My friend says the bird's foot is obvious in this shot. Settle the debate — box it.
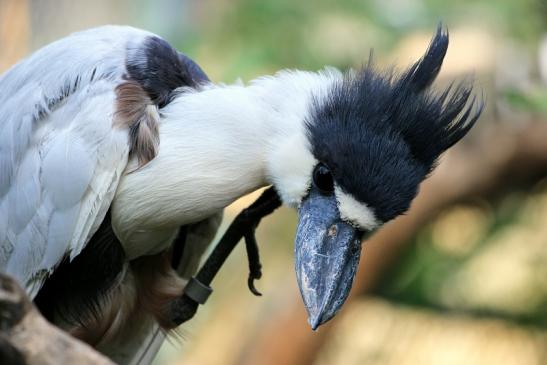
[239,187,285,296]
[170,187,281,325]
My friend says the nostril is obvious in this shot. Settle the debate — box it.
[327,225,337,237]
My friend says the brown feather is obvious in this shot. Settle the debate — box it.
[68,252,185,346]
[130,252,186,329]
[114,80,160,168]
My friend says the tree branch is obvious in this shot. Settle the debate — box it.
[0,274,115,365]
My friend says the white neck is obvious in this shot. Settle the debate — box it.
[111,69,340,258]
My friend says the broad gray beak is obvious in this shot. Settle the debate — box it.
[295,189,363,330]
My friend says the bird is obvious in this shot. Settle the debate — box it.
[0,24,482,364]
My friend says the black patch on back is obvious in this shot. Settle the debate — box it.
[307,26,483,223]
[34,211,125,325]
[126,36,209,107]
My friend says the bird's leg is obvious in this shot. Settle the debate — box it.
[241,188,285,296]
[169,187,282,325]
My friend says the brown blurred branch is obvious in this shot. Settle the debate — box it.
[0,274,114,365]
[235,121,547,365]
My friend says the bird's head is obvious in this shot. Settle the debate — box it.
[266,26,483,329]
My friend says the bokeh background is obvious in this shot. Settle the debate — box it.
[2,0,547,364]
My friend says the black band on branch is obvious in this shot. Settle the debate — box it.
[183,277,212,305]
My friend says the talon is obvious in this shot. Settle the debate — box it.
[244,229,265,297]
[248,276,262,296]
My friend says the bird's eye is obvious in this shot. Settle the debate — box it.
[313,163,334,194]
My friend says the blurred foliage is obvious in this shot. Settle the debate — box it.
[379,182,547,327]
[504,88,547,117]
[170,0,547,80]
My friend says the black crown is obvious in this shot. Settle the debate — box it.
[307,25,484,223]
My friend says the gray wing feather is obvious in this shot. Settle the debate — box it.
[0,26,155,295]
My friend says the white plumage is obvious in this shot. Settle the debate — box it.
[111,69,341,258]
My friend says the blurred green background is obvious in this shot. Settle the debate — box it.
[2,0,547,364]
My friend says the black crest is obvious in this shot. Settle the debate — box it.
[308,25,484,223]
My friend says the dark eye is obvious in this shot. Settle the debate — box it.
[313,163,334,194]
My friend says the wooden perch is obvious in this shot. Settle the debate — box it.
[0,274,115,365]
[234,120,547,365]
